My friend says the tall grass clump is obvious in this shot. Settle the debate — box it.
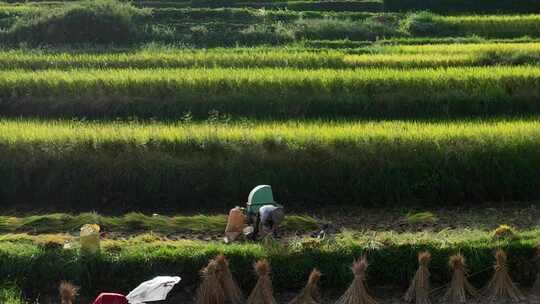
[8,0,150,44]
[399,12,439,37]
[239,22,294,46]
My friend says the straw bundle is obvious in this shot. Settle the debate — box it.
[59,281,79,304]
[483,250,524,302]
[216,254,245,304]
[289,269,322,304]
[404,251,432,304]
[196,259,226,304]
[336,258,378,304]
[443,254,478,304]
[247,259,277,304]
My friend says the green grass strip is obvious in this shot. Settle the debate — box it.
[0,213,319,234]
[0,229,536,298]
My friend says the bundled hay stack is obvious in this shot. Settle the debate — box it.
[404,251,432,304]
[335,258,378,304]
[483,250,524,302]
[59,281,79,304]
[247,259,277,304]
[215,254,245,304]
[289,269,322,304]
[196,259,226,304]
[443,254,478,304]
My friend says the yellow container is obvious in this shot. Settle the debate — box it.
[80,224,100,254]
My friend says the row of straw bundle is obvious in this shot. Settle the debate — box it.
[56,248,533,304]
[196,254,245,304]
[405,250,526,304]
[196,249,530,304]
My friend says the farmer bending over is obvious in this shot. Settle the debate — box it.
[251,205,284,240]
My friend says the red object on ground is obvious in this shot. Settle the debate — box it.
[92,293,129,304]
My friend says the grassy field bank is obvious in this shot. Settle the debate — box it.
[2,119,540,210]
[0,229,536,300]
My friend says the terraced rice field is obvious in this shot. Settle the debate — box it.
[2,118,540,211]
[0,0,539,302]
[2,42,540,69]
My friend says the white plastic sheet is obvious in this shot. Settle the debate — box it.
[126,276,181,303]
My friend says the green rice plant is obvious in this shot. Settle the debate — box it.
[0,66,539,118]
[281,215,320,231]
[401,212,438,225]
[122,212,169,231]
[0,212,320,234]
[376,36,540,46]
[435,15,540,38]
[399,14,540,38]
[2,119,540,210]
[379,41,540,54]
[1,42,540,70]
[172,215,227,232]
[293,17,397,41]
[384,0,540,14]
[18,214,76,233]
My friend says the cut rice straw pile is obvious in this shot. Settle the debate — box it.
[247,259,277,304]
[196,259,226,304]
[404,251,432,304]
[483,250,524,302]
[336,257,378,304]
[443,254,478,304]
[59,281,79,304]
[289,269,322,304]
[216,254,245,304]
